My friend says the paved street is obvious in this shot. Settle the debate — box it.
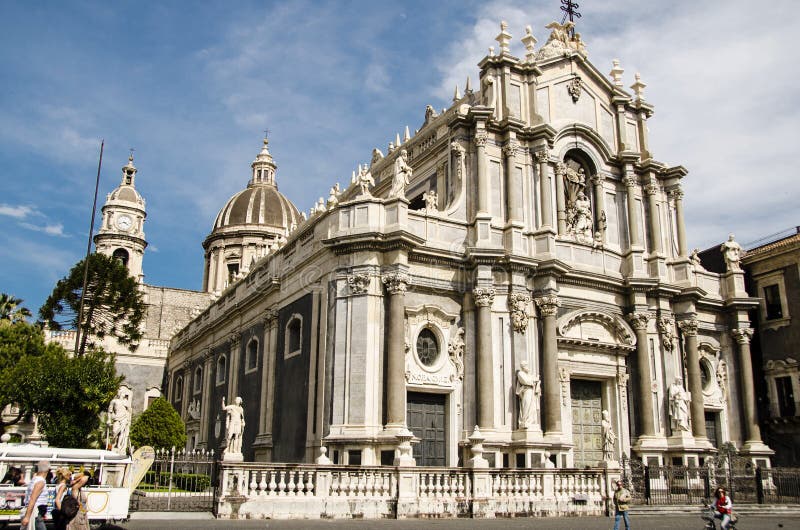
[116,514,800,530]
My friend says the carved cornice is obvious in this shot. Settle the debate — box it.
[731,327,754,345]
[622,175,638,188]
[474,132,488,147]
[678,318,699,337]
[669,187,684,201]
[502,140,519,158]
[347,272,371,295]
[535,295,561,317]
[644,177,658,196]
[534,147,550,163]
[473,287,496,307]
[626,311,653,331]
[262,308,278,327]
[382,273,410,294]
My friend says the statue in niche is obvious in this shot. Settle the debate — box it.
[515,361,541,428]
[389,150,412,199]
[720,234,744,272]
[424,190,438,211]
[222,396,245,457]
[716,357,728,398]
[601,410,616,460]
[570,191,593,241]
[187,398,201,420]
[668,378,691,432]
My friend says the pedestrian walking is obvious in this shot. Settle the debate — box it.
[20,459,49,530]
[52,467,72,530]
[612,479,632,530]
[66,470,90,530]
[712,486,733,529]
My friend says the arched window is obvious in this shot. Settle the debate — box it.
[285,315,302,359]
[174,376,184,402]
[246,338,259,372]
[216,355,227,385]
[112,248,130,267]
[194,366,203,393]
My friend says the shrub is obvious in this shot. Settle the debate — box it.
[130,397,186,450]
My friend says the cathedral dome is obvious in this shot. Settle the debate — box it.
[202,137,302,293]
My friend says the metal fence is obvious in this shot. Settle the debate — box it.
[622,453,800,506]
[130,448,216,512]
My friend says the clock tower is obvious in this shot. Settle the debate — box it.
[94,154,148,281]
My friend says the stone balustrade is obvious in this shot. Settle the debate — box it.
[216,463,611,520]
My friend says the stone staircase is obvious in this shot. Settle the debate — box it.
[629,504,800,516]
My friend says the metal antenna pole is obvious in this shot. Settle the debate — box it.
[74,140,104,356]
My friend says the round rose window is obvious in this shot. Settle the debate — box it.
[416,328,439,367]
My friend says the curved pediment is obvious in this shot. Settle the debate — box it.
[557,309,635,349]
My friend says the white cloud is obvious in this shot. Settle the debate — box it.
[434,0,800,249]
[18,222,67,237]
[0,204,34,219]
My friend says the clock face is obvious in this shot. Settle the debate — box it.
[115,214,133,231]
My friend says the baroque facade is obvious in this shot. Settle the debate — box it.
[166,22,771,468]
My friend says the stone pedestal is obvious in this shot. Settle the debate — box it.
[393,429,417,467]
[222,452,243,463]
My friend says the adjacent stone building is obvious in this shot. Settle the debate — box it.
[166,21,771,468]
[742,227,800,466]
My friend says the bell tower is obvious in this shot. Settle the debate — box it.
[94,154,148,281]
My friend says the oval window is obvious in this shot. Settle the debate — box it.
[416,328,439,367]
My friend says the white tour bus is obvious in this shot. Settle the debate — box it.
[0,443,152,526]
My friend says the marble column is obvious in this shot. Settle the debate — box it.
[535,148,553,229]
[199,350,213,448]
[554,163,567,235]
[536,295,562,434]
[257,310,278,438]
[503,140,522,223]
[475,132,489,215]
[623,175,642,248]
[671,187,688,257]
[732,328,762,443]
[228,333,241,403]
[591,173,606,241]
[383,273,409,428]
[678,319,707,439]
[645,177,662,254]
[628,311,655,437]
[474,287,495,430]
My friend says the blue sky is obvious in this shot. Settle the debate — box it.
[1,0,798,314]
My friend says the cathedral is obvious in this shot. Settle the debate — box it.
[82,20,773,469]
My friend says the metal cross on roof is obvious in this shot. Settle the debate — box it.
[263,128,270,139]
[560,0,582,34]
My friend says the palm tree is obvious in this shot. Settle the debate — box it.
[0,293,32,323]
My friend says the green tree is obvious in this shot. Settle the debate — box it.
[130,397,186,450]
[0,319,52,433]
[10,346,122,447]
[0,293,32,323]
[39,253,145,355]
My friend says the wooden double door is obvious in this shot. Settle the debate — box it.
[407,392,446,466]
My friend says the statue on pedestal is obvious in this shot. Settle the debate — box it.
[720,234,744,272]
[107,391,131,454]
[668,378,691,432]
[515,361,541,428]
[222,396,245,457]
[389,149,412,199]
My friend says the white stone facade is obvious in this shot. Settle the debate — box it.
[166,21,770,469]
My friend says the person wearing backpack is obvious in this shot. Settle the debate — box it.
[66,471,90,530]
[52,467,75,530]
[20,460,49,530]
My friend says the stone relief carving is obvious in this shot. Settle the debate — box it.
[347,273,371,295]
[678,318,698,337]
[515,361,541,429]
[187,398,201,421]
[474,132,488,147]
[716,356,728,399]
[720,234,744,272]
[627,311,652,331]
[559,367,570,406]
[731,327,753,344]
[557,309,635,347]
[657,316,675,352]
[618,372,629,411]
[536,21,588,61]
[567,76,582,103]
[668,378,691,432]
[535,295,561,317]
[448,327,465,381]
[601,410,616,461]
[370,148,384,165]
[327,184,340,209]
[508,293,531,334]
[424,190,438,212]
[557,162,594,243]
[389,149,412,199]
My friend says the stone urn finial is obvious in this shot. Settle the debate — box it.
[467,425,489,468]
[316,446,332,465]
